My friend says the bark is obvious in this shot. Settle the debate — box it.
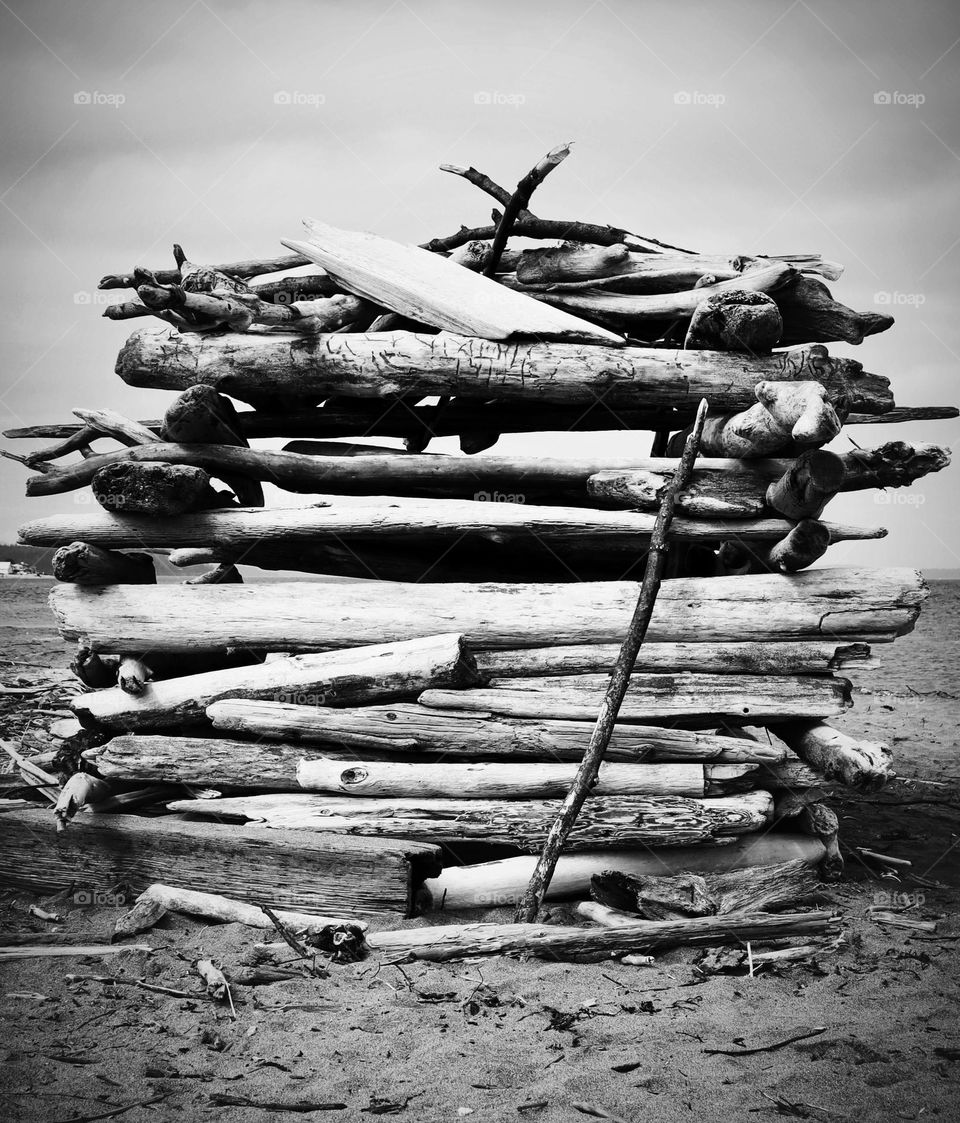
[71,633,479,732]
[774,275,894,346]
[17,496,883,552]
[366,909,839,961]
[282,220,621,344]
[116,327,894,414]
[92,462,216,517]
[684,291,783,352]
[165,791,774,851]
[52,541,155,585]
[418,834,826,909]
[47,567,928,653]
[0,807,440,919]
[206,700,789,763]
[419,671,850,724]
[771,720,893,790]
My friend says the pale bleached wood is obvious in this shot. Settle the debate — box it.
[72,407,157,447]
[18,495,883,552]
[282,220,622,344]
[47,567,928,654]
[419,671,850,723]
[116,883,362,935]
[476,641,869,678]
[72,633,476,732]
[419,834,826,909]
[165,791,773,851]
[529,262,796,327]
[294,758,756,799]
[699,381,841,458]
[206,701,789,763]
[0,808,441,918]
[115,326,894,414]
[365,909,838,961]
[771,720,893,791]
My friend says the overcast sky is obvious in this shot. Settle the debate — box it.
[1,0,957,569]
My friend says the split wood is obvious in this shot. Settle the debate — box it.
[515,397,708,922]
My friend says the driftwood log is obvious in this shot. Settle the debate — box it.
[206,701,789,763]
[116,327,893,414]
[71,633,478,732]
[91,462,217,517]
[47,567,927,653]
[418,834,826,909]
[166,791,774,850]
[365,909,839,961]
[771,720,893,790]
[418,671,851,723]
[0,808,440,918]
[51,542,155,585]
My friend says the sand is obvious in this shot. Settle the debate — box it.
[1,579,958,1122]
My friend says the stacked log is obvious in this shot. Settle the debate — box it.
[3,143,952,925]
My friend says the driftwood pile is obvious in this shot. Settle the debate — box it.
[1,144,953,954]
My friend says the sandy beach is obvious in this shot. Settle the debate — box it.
[1,577,958,1123]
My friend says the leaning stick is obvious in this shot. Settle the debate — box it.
[483,143,572,277]
[515,398,708,923]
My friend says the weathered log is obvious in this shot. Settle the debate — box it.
[684,291,782,352]
[475,640,869,677]
[529,263,796,329]
[0,808,440,918]
[92,462,216,517]
[366,909,839,961]
[514,250,843,288]
[52,542,155,585]
[774,275,894,346]
[72,408,157,447]
[165,791,774,850]
[419,672,850,724]
[590,857,819,918]
[72,633,478,733]
[762,519,832,573]
[419,834,826,909]
[766,450,846,519]
[840,441,952,490]
[17,496,884,553]
[206,701,788,763]
[47,567,928,653]
[161,386,263,507]
[771,720,893,790]
[98,253,316,290]
[282,220,622,344]
[699,381,841,458]
[116,327,894,414]
[295,758,757,799]
[115,882,360,938]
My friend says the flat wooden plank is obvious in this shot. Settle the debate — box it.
[0,808,441,919]
[282,220,624,344]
